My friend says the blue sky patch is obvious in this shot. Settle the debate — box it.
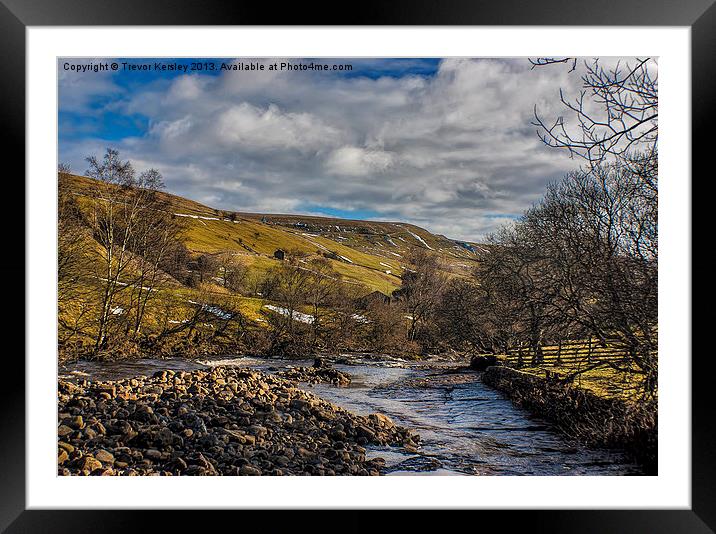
[301,204,386,221]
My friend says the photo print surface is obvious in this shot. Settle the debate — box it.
[57,57,658,476]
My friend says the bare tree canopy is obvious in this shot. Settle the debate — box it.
[531,57,658,166]
[473,159,658,396]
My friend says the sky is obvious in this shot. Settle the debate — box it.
[58,57,594,242]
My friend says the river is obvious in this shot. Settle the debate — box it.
[59,354,643,475]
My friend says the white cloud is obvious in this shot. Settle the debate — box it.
[324,146,394,176]
[215,103,341,152]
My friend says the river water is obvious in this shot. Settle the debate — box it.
[59,354,643,476]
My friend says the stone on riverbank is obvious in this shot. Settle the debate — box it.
[469,355,498,371]
[274,365,351,386]
[58,366,418,476]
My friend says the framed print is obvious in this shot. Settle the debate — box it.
[6,0,710,530]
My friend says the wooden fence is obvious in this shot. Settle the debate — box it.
[502,338,637,368]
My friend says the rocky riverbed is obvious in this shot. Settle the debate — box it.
[57,366,419,476]
[273,361,351,386]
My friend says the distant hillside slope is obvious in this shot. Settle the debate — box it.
[61,173,482,294]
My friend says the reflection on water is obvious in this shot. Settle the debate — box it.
[60,354,643,476]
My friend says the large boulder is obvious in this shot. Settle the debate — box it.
[469,355,498,371]
[368,413,395,429]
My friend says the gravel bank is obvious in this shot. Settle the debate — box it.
[57,366,419,476]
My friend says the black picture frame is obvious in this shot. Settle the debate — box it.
[6,0,709,531]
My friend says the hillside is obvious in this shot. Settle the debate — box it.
[61,173,482,295]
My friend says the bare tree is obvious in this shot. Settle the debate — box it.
[532,57,657,167]
[262,260,311,355]
[124,169,183,338]
[363,299,408,354]
[394,248,447,342]
[436,277,494,355]
[195,254,219,285]
[524,56,658,396]
[302,257,340,349]
[217,253,248,292]
[541,165,657,390]
[84,149,181,353]
[325,283,364,350]
[85,149,138,352]
[160,240,192,284]
[480,162,657,395]
[477,230,562,364]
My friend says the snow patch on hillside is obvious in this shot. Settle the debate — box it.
[175,213,221,222]
[263,305,314,324]
[402,227,434,250]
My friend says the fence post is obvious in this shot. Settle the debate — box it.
[517,344,523,368]
[556,338,562,366]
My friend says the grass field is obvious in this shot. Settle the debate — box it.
[498,339,654,400]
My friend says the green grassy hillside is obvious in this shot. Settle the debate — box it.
[62,173,481,294]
